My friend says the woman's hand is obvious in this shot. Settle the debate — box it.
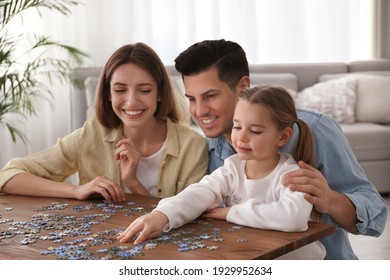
[116,139,140,185]
[201,207,230,220]
[74,176,126,202]
[117,211,169,244]
[115,139,150,196]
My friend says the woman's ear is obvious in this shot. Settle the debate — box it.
[277,127,293,147]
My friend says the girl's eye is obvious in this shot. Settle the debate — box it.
[232,126,241,130]
[251,131,261,134]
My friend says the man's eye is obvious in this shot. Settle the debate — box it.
[205,94,216,100]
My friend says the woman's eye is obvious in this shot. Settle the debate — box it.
[232,126,241,130]
[113,89,126,93]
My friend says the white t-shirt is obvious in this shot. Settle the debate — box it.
[124,140,166,197]
[155,152,326,259]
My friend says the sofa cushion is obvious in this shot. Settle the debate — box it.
[295,77,357,123]
[318,71,390,82]
[354,76,390,124]
[341,122,390,161]
[250,73,298,91]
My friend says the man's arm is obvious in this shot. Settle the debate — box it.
[282,161,358,233]
[283,109,387,236]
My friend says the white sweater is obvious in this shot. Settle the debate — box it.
[155,153,326,259]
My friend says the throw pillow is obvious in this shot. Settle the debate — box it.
[295,78,357,123]
[355,76,390,123]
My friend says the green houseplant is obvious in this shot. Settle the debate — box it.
[0,0,87,142]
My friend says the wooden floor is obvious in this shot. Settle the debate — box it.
[348,193,390,260]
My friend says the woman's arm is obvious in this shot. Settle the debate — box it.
[2,172,125,202]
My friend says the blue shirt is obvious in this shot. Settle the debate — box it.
[207,108,387,260]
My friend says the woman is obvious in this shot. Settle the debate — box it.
[0,42,208,202]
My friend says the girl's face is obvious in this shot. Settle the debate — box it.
[231,99,290,162]
[110,63,159,129]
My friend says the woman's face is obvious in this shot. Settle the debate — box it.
[109,63,159,129]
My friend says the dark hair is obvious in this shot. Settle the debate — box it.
[174,39,249,90]
[95,42,188,128]
[240,85,316,167]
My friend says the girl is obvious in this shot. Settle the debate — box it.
[0,43,208,201]
[117,85,325,259]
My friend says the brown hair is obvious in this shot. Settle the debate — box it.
[240,85,316,167]
[95,42,189,128]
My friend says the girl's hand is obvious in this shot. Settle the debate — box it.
[74,176,126,202]
[117,211,169,244]
[201,207,230,220]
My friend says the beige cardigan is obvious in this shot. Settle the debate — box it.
[0,117,208,198]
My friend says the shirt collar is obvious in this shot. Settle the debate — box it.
[207,136,236,159]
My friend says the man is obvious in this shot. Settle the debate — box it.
[174,39,387,259]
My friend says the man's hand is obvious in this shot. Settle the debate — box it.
[282,161,332,214]
[283,161,358,233]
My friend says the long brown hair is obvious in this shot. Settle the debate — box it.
[95,42,189,128]
[240,85,316,167]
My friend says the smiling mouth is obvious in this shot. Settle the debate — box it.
[199,117,217,125]
[124,110,144,116]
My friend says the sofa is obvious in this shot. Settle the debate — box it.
[70,59,390,194]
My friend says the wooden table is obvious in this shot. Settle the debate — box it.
[0,193,335,260]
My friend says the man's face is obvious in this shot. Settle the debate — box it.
[183,67,240,139]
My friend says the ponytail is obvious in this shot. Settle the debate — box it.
[294,119,316,168]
